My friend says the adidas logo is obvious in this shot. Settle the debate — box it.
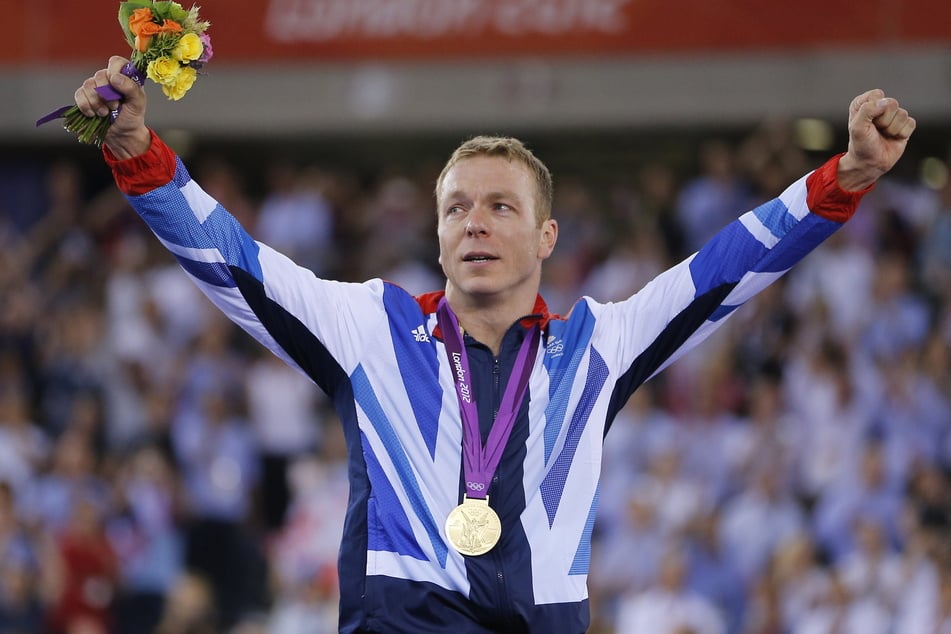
[412,325,430,343]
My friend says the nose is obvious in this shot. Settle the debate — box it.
[465,208,490,236]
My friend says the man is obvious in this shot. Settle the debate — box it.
[74,56,915,633]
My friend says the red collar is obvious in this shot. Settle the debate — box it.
[416,291,555,339]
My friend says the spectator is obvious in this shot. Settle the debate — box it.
[860,250,931,363]
[615,547,726,634]
[0,384,49,498]
[813,438,904,562]
[154,572,218,634]
[791,569,891,634]
[268,425,349,634]
[589,494,666,628]
[0,481,43,633]
[719,460,805,586]
[171,386,265,628]
[769,533,830,632]
[107,444,184,633]
[21,430,110,535]
[40,493,119,634]
[684,510,747,634]
[245,349,324,532]
[675,139,752,253]
[255,161,335,275]
[835,515,905,612]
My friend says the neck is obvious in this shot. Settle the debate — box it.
[444,289,537,355]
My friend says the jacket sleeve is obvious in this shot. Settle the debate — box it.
[104,130,385,391]
[588,153,872,393]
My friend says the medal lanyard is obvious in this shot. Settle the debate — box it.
[437,297,539,500]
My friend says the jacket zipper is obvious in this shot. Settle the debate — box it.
[490,355,512,619]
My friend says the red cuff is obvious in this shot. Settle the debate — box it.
[805,153,874,223]
[102,129,178,196]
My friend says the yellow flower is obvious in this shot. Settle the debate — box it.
[162,66,197,101]
[146,57,182,86]
[172,33,204,63]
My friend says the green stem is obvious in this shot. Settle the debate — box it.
[62,106,111,147]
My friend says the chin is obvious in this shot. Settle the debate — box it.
[462,286,502,299]
[454,280,505,299]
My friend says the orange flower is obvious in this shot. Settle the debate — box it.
[129,8,155,51]
[128,8,154,33]
[128,8,184,52]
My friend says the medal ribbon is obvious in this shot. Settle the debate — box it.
[437,297,539,500]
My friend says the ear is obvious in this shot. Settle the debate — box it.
[537,219,558,260]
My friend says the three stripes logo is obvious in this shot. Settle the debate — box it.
[412,325,430,343]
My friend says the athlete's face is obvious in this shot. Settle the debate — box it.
[436,156,557,305]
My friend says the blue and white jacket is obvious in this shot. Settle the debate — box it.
[106,132,867,633]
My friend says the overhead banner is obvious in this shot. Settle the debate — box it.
[6,0,950,64]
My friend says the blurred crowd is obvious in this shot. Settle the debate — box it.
[1,121,950,634]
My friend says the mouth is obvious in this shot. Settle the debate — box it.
[462,253,498,263]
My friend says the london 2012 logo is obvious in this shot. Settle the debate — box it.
[451,352,472,403]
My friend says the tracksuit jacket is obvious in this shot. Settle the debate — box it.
[105,131,868,633]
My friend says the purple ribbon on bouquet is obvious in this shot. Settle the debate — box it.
[36,61,145,127]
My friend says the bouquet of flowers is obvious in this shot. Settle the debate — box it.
[36,1,212,146]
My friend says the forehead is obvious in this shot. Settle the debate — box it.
[438,155,535,200]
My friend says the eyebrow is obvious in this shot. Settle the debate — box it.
[443,190,523,204]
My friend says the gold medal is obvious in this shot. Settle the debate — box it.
[444,496,502,556]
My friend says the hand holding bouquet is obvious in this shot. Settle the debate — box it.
[37,1,212,146]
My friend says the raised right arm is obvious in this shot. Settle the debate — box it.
[76,58,383,392]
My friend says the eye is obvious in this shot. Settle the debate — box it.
[446,205,464,215]
[493,203,512,211]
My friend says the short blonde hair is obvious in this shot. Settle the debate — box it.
[435,135,553,226]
